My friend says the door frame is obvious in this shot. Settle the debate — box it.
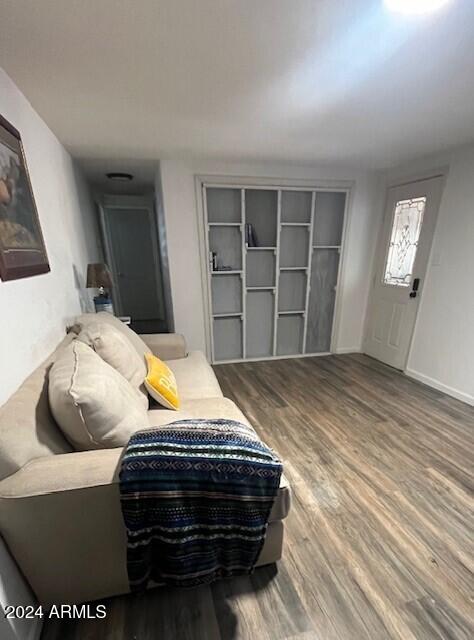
[97,194,165,319]
[194,174,353,362]
[363,167,448,371]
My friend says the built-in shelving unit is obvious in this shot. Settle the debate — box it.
[203,183,348,363]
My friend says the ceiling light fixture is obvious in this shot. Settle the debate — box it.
[106,172,134,182]
[384,0,451,14]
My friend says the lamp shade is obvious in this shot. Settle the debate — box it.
[86,263,113,289]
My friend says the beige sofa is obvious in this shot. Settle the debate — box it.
[0,314,290,605]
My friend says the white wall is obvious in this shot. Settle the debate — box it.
[0,69,100,407]
[159,159,379,356]
[373,145,474,405]
[0,69,100,639]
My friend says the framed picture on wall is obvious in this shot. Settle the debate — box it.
[0,113,50,281]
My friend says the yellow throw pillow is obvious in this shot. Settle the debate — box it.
[144,353,180,410]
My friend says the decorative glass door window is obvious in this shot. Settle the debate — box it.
[383,196,426,287]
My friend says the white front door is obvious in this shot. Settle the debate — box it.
[365,176,444,370]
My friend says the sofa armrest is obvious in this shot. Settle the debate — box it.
[0,449,123,498]
[0,450,129,604]
[139,333,187,360]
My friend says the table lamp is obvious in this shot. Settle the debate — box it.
[86,263,114,314]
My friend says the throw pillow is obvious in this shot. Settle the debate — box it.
[78,321,148,408]
[49,341,149,450]
[144,353,180,410]
[73,312,150,360]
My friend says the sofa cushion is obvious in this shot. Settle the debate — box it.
[78,322,148,407]
[165,351,223,400]
[49,341,149,451]
[148,396,248,428]
[0,335,74,482]
[73,312,149,360]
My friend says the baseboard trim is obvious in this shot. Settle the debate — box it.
[405,368,474,406]
[335,347,361,354]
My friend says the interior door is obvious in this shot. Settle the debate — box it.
[103,206,166,333]
[365,176,444,369]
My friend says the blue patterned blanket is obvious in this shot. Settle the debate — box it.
[119,419,282,590]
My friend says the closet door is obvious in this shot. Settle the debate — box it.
[305,192,346,353]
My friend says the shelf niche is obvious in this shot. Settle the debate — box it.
[213,316,242,361]
[313,192,345,246]
[246,290,274,358]
[280,226,309,268]
[277,314,304,356]
[209,226,242,271]
[245,189,277,247]
[281,190,312,223]
[278,270,307,312]
[246,250,275,288]
[207,188,241,223]
[211,274,242,316]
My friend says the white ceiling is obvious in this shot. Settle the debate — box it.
[1,0,474,174]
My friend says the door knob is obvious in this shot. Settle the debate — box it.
[409,277,420,298]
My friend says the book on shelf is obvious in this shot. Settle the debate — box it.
[245,223,258,247]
